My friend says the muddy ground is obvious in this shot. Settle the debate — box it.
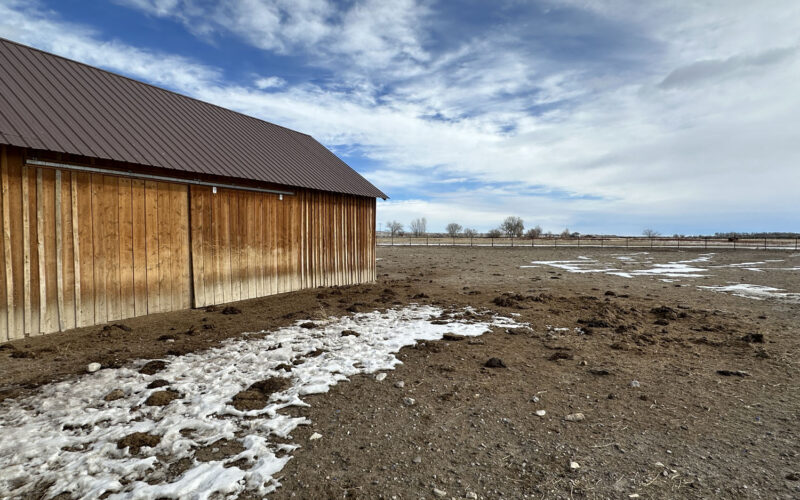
[1,246,799,499]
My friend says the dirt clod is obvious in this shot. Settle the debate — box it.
[221,306,242,315]
[144,390,181,406]
[117,432,161,454]
[484,357,507,368]
[103,389,125,401]
[146,379,170,389]
[442,333,465,341]
[230,378,290,411]
[741,333,764,343]
[139,360,168,375]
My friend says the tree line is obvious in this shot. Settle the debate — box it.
[384,217,578,239]
[382,222,799,239]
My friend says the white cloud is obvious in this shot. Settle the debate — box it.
[253,76,287,89]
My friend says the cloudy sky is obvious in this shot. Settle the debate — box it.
[1,0,798,235]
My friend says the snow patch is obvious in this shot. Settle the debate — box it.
[698,284,800,303]
[0,306,522,499]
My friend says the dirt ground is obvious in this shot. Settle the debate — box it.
[2,246,799,499]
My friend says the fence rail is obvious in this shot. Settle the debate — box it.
[377,236,800,251]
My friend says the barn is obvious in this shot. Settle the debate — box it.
[0,38,386,341]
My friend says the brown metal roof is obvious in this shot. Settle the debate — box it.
[0,38,387,199]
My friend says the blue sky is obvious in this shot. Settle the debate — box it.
[1,0,798,235]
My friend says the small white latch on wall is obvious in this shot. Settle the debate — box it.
[212,186,217,194]
[279,194,283,201]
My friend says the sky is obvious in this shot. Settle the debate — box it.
[0,0,798,236]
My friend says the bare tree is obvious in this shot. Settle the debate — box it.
[463,228,478,238]
[387,221,404,237]
[560,228,571,238]
[409,217,427,237]
[500,216,524,238]
[446,223,463,237]
[525,225,542,239]
[487,228,503,238]
[642,228,660,238]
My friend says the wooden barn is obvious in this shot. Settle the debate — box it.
[0,38,386,341]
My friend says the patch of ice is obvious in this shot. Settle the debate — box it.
[0,306,523,499]
[698,284,800,303]
[676,253,715,264]
[529,259,622,274]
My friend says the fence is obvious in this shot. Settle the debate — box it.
[377,235,800,251]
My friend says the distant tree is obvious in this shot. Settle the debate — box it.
[463,228,478,238]
[387,220,404,237]
[525,225,542,239]
[409,217,427,236]
[487,228,503,238]
[642,228,660,238]
[446,223,463,237]
[560,228,571,238]
[500,216,524,237]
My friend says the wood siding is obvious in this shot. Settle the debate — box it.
[188,186,376,307]
[0,147,377,341]
[0,147,190,339]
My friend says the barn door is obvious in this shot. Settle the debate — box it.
[0,149,191,340]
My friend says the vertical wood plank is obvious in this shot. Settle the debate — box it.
[103,175,120,322]
[229,191,241,301]
[189,186,205,308]
[36,169,49,332]
[255,194,264,297]
[41,169,58,333]
[271,194,280,294]
[245,192,254,298]
[202,188,216,306]
[70,174,82,328]
[55,171,65,331]
[264,193,274,296]
[59,171,76,331]
[91,174,107,325]
[219,191,232,302]
[0,146,12,339]
[21,165,31,335]
[173,184,190,310]
[213,188,224,305]
[157,182,172,312]
[118,177,135,320]
[131,179,147,316]
[76,173,94,327]
[144,180,160,314]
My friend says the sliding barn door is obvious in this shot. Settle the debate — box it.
[0,148,190,340]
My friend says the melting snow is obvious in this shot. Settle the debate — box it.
[528,254,713,279]
[698,284,800,303]
[0,306,522,499]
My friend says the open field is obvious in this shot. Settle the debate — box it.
[1,247,799,498]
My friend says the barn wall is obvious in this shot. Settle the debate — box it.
[0,146,376,340]
[188,186,376,307]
